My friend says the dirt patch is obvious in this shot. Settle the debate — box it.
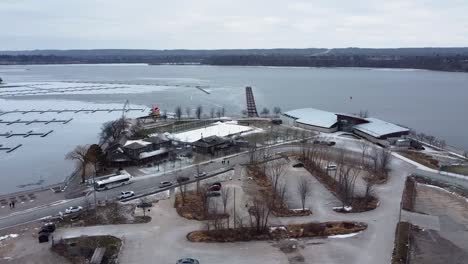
[247,164,313,217]
[392,221,411,264]
[187,221,367,242]
[247,165,271,188]
[51,235,121,264]
[174,191,228,221]
[288,221,367,238]
[300,160,378,213]
[58,202,151,227]
[402,176,416,211]
[398,150,439,169]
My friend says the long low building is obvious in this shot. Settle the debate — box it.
[353,118,410,145]
[281,108,338,133]
[282,108,410,146]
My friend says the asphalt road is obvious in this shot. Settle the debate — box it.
[0,138,464,231]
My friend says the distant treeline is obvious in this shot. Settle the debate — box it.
[203,55,468,72]
[1,48,468,72]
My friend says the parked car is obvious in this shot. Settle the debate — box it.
[177,258,200,264]
[208,185,221,192]
[210,182,222,187]
[118,191,135,200]
[292,162,304,168]
[64,206,83,214]
[324,164,337,171]
[206,191,221,197]
[194,172,207,178]
[39,223,56,233]
[159,181,173,188]
[313,140,336,146]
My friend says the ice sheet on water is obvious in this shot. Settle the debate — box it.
[0,81,177,97]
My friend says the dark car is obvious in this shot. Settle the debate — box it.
[177,258,199,264]
[39,223,56,233]
[211,182,221,187]
[208,185,221,192]
[292,162,304,168]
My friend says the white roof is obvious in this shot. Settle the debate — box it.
[170,121,253,143]
[139,148,168,159]
[284,108,337,128]
[124,140,152,147]
[353,118,409,138]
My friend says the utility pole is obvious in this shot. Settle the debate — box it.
[233,188,236,229]
[93,168,97,219]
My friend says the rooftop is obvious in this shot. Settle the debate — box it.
[353,118,409,138]
[284,108,338,128]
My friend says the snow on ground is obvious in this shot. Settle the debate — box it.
[0,81,176,97]
[328,232,361,238]
[0,234,18,241]
[170,121,257,143]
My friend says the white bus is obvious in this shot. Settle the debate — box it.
[94,173,132,191]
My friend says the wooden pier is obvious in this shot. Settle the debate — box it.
[0,108,145,116]
[245,86,259,117]
[0,144,23,153]
[0,130,54,138]
[0,118,73,125]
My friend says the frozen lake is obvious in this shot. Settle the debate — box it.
[1,64,468,194]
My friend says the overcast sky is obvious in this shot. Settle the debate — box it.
[1,0,467,50]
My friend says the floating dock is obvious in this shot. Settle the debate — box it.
[0,108,145,116]
[0,118,73,125]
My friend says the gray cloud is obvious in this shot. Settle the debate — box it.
[1,0,467,49]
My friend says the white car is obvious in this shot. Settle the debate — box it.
[324,164,337,171]
[194,172,207,178]
[64,206,83,214]
[118,191,135,200]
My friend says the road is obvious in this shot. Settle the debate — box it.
[0,137,465,231]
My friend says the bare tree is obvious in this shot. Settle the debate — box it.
[100,117,131,143]
[185,107,191,118]
[177,177,189,205]
[195,105,203,119]
[210,108,215,118]
[221,187,231,213]
[273,106,281,117]
[175,106,182,120]
[65,145,90,183]
[221,107,225,117]
[358,140,370,168]
[216,109,222,118]
[248,195,271,234]
[241,109,248,116]
[268,160,287,197]
[358,110,369,118]
[296,176,312,211]
[260,107,270,117]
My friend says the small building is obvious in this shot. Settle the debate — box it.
[353,118,410,146]
[191,136,234,155]
[336,113,368,132]
[106,134,172,166]
[281,108,338,133]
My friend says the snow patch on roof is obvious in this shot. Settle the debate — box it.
[284,108,337,128]
[353,118,409,138]
[124,140,152,147]
[139,148,168,159]
[170,121,254,143]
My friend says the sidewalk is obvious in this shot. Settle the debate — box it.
[0,187,66,218]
